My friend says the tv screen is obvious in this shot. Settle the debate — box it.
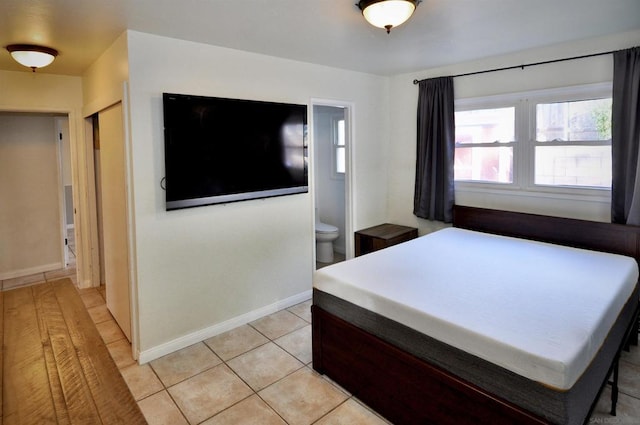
[163,93,308,210]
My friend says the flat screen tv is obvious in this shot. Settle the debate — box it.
[163,93,308,210]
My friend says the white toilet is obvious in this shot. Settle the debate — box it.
[315,213,339,263]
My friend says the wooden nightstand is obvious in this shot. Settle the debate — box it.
[355,223,419,256]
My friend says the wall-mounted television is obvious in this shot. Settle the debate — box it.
[163,93,308,210]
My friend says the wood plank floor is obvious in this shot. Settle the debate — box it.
[1,278,146,425]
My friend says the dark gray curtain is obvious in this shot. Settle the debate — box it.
[612,47,640,225]
[414,76,455,222]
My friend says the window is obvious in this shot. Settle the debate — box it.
[534,98,612,188]
[333,117,346,176]
[454,107,515,184]
[454,84,612,192]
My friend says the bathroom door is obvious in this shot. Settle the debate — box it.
[98,103,131,341]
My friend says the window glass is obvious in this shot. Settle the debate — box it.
[536,98,612,142]
[336,147,345,174]
[455,107,515,144]
[454,107,515,183]
[337,119,345,146]
[334,119,345,175]
[455,146,513,183]
[535,145,611,187]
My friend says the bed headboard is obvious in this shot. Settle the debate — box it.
[453,205,640,267]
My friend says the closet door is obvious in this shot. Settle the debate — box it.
[98,103,131,341]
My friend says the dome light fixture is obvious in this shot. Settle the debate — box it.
[6,44,58,72]
[357,0,420,34]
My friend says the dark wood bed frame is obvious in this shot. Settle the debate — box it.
[312,206,640,425]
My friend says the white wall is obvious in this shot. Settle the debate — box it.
[387,30,640,234]
[83,33,130,116]
[124,31,389,359]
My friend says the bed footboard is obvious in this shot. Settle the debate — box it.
[312,305,549,425]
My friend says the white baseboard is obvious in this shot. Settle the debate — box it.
[0,262,64,281]
[137,289,312,364]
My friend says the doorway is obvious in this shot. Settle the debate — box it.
[0,112,72,282]
[312,100,354,268]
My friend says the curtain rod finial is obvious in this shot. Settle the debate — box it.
[413,79,419,84]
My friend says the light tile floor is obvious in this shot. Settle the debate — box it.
[78,287,391,425]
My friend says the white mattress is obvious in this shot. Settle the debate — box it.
[313,227,639,390]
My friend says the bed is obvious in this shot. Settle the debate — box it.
[311,206,640,425]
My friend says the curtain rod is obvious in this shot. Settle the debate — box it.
[412,48,625,85]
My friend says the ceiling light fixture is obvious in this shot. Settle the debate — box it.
[357,0,420,34]
[6,44,58,72]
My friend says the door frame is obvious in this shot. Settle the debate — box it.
[310,98,356,260]
[54,116,72,267]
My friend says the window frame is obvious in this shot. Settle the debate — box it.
[454,82,612,200]
[454,102,520,185]
[331,116,346,179]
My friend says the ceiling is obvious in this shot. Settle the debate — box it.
[1,0,639,76]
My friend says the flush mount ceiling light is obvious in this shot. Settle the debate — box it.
[357,0,420,34]
[6,44,58,72]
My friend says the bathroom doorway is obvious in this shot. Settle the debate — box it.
[312,100,354,269]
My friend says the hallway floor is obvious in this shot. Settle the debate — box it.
[1,278,146,424]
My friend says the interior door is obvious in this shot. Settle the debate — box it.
[98,103,131,341]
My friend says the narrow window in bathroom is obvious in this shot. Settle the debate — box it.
[333,118,346,176]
